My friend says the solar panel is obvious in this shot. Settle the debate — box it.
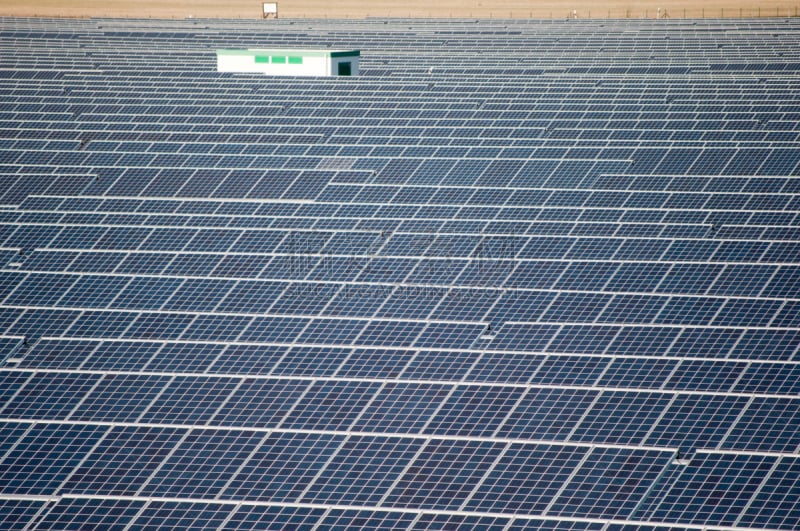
[0,14,799,530]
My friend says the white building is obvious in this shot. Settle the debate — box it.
[216,49,360,76]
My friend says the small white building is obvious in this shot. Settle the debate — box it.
[216,49,360,77]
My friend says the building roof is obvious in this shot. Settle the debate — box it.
[217,48,360,58]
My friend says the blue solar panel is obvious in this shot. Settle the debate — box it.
[0,15,798,531]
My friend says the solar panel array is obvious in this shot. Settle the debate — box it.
[1,14,799,530]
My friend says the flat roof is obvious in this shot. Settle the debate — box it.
[217,49,360,58]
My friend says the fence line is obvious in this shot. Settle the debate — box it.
[16,5,800,19]
[290,5,800,19]
[495,6,800,19]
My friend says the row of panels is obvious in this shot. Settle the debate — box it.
[5,142,800,174]
[9,199,800,230]
[10,248,800,296]
[1,370,799,451]
[0,422,672,517]
[5,152,800,190]
[6,110,800,133]
[3,120,800,145]
[5,113,799,131]
[5,198,799,227]
[11,187,800,223]
[7,92,800,113]
[2,155,799,186]
[0,421,798,527]
[24,297,800,353]
[8,79,798,100]
[2,301,798,357]
[5,130,796,154]
[6,240,800,293]
[12,336,800,381]
[6,117,800,144]
[2,214,797,244]
[4,128,798,151]
[0,498,601,531]
[4,223,800,262]
[1,278,799,342]
[6,98,800,117]
[5,207,795,235]
[4,73,797,87]
[6,127,797,150]
[0,495,792,531]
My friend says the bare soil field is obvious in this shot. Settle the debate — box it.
[0,0,797,20]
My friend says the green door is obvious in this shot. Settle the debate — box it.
[337,62,351,76]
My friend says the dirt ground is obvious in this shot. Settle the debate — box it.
[0,0,797,20]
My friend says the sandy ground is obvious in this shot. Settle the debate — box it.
[0,0,797,19]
